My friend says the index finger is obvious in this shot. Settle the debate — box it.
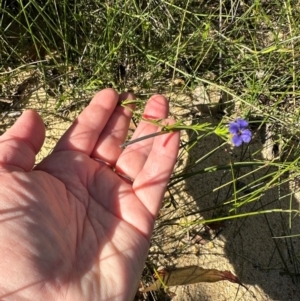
[53,88,119,155]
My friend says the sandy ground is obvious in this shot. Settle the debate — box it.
[148,120,300,301]
[1,87,300,301]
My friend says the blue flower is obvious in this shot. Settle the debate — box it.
[229,119,252,147]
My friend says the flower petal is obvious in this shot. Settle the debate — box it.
[236,119,248,129]
[232,134,243,147]
[229,122,239,134]
[241,129,252,143]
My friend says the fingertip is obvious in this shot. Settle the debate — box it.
[0,109,45,171]
[142,94,169,119]
[9,110,45,154]
[90,88,119,108]
[149,94,168,103]
[119,91,136,102]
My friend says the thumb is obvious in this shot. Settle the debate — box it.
[0,110,45,171]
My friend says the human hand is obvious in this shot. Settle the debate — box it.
[0,89,179,301]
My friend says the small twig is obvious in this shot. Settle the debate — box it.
[0,60,48,75]
[120,131,170,148]
[120,120,213,148]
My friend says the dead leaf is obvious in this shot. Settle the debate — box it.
[140,266,247,292]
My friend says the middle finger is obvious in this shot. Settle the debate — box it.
[115,94,169,180]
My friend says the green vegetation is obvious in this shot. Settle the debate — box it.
[1,0,300,299]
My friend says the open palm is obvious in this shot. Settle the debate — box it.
[0,89,179,301]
